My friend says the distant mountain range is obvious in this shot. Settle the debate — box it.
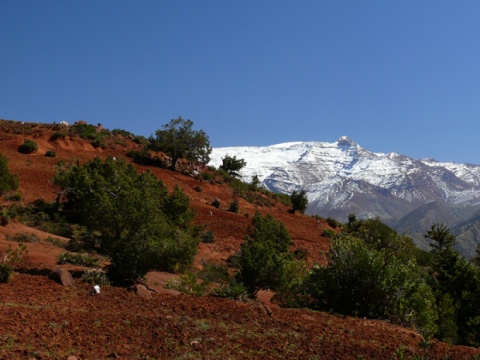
[209,136,480,258]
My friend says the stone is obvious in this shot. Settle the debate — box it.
[48,268,75,286]
[129,284,152,299]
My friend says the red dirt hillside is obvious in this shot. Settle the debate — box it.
[0,119,479,359]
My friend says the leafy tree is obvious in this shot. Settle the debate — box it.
[290,189,308,214]
[425,223,457,253]
[53,156,199,281]
[304,234,438,336]
[18,139,38,154]
[239,212,293,293]
[219,154,246,177]
[0,153,19,195]
[150,117,211,171]
[425,224,480,346]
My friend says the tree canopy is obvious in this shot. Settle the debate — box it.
[219,154,246,177]
[150,117,211,171]
[53,156,198,281]
[290,189,308,214]
[0,153,19,195]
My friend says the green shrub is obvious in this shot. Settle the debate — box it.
[7,232,39,243]
[0,244,28,283]
[322,228,335,238]
[198,261,230,284]
[18,139,38,154]
[0,153,19,195]
[44,236,66,248]
[166,271,207,296]
[81,269,110,285]
[0,264,13,283]
[3,192,22,201]
[57,252,99,267]
[201,230,215,244]
[326,217,339,228]
[211,198,221,208]
[45,150,56,158]
[213,279,248,300]
[49,132,66,141]
[239,212,293,293]
[228,199,239,213]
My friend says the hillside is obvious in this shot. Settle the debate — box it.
[0,119,479,359]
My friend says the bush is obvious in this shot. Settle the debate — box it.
[18,139,38,154]
[166,271,207,296]
[290,189,308,214]
[228,199,239,213]
[239,212,293,293]
[57,252,99,267]
[304,234,438,336]
[3,192,22,201]
[0,153,19,195]
[7,232,39,243]
[211,198,221,208]
[213,278,248,300]
[49,132,66,141]
[81,269,110,285]
[0,264,13,283]
[201,230,215,244]
[45,150,56,158]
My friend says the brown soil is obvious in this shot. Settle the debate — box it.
[0,120,479,359]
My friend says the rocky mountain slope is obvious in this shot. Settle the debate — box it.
[1,120,479,359]
[210,136,480,257]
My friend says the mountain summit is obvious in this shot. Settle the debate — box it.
[209,137,480,257]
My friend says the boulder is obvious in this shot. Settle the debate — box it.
[129,284,152,299]
[48,268,75,286]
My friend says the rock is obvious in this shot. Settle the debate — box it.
[48,268,75,286]
[129,284,152,299]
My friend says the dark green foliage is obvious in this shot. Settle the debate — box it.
[49,132,66,141]
[425,223,457,253]
[211,198,221,208]
[290,189,308,214]
[45,150,56,158]
[126,149,166,167]
[304,234,438,336]
[326,217,339,228]
[163,184,196,229]
[150,117,211,170]
[424,224,480,346]
[53,156,199,281]
[18,139,38,154]
[198,261,230,284]
[57,252,99,267]
[6,232,39,243]
[0,244,28,283]
[0,264,13,283]
[239,213,293,293]
[0,154,19,195]
[228,199,239,213]
[201,230,215,244]
[219,155,246,177]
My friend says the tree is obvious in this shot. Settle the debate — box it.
[305,234,438,336]
[239,213,293,293]
[219,154,246,177]
[53,156,199,281]
[290,189,308,214]
[150,117,211,171]
[0,153,19,195]
[425,223,457,254]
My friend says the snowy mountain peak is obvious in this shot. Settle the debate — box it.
[209,137,480,224]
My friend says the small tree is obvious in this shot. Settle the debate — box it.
[53,156,199,281]
[18,139,38,154]
[290,189,308,214]
[150,117,211,171]
[220,155,246,177]
[239,213,293,293]
[0,153,19,195]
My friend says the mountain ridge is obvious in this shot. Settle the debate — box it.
[210,136,480,257]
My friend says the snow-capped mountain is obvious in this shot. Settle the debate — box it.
[209,136,480,256]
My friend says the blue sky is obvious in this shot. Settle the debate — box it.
[2,1,480,164]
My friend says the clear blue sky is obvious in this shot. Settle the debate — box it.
[2,1,480,164]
